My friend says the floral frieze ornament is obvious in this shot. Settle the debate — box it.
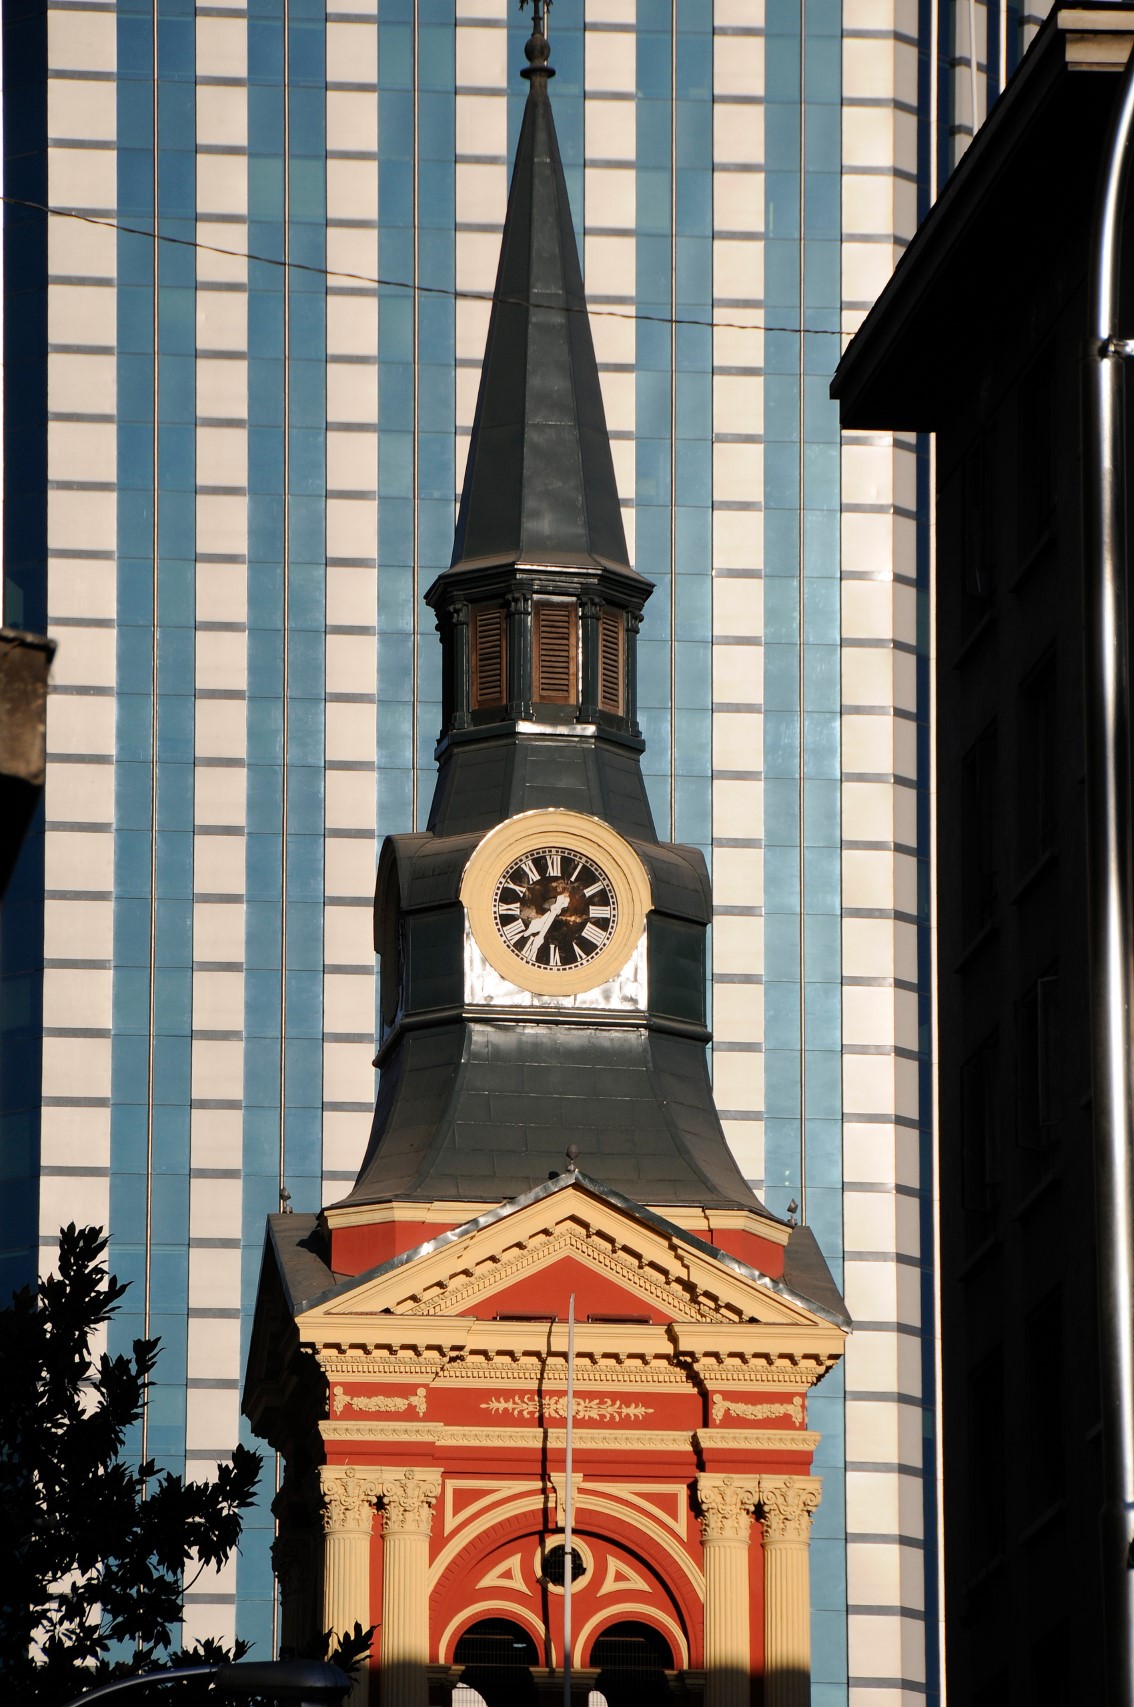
[332,1384,428,1417]
[711,1392,803,1426]
[480,1392,653,1422]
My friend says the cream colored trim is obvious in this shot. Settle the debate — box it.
[429,1493,549,1590]
[425,1484,705,1603]
[437,1598,552,1668]
[694,1429,821,1455]
[597,1555,651,1597]
[477,1553,530,1594]
[322,1422,696,1451]
[459,809,651,995]
[322,1199,493,1231]
[573,1603,690,1670]
[660,1205,792,1249]
[585,1481,689,1540]
[444,1479,534,1536]
[322,1195,793,1251]
[572,1491,704,1599]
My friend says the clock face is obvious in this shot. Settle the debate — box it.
[492,847,618,973]
[461,809,650,998]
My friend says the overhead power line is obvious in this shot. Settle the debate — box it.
[2,193,844,340]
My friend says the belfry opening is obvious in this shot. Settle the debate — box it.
[243,9,848,1706]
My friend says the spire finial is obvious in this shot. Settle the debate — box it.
[520,0,554,77]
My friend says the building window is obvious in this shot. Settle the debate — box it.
[534,599,577,705]
[471,605,506,711]
[961,723,999,939]
[961,1035,1000,1214]
[962,433,996,635]
[598,606,624,715]
[1018,348,1057,560]
[1018,653,1057,870]
[967,1348,1005,1564]
[1017,971,1059,1153]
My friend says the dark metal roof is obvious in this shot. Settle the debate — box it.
[445,56,636,580]
[337,1018,770,1213]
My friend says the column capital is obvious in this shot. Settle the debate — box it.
[380,1467,441,1537]
[319,1464,382,1536]
[759,1475,822,1544]
[696,1472,759,1542]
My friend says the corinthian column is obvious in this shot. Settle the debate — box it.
[696,1473,759,1707]
[379,1467,441,1707]
[759,1475,822,1707]
[319,1465,382,1705]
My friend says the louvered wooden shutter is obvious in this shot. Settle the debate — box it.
[534,601,577,704]
[471,606,506,709]
[598,607,624,715]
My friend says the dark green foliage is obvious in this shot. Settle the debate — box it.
[0,1225,262,1703]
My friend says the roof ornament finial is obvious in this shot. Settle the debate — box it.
[520,0,554,78]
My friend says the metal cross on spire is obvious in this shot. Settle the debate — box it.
[520,0,552,43]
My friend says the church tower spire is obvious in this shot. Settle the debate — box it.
[447,9,631,578]
[425,17,652,842]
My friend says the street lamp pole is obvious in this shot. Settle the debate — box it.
[1084,37,1134,1707]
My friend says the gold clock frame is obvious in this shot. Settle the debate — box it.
[460,809,652,996]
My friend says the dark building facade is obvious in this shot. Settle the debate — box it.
[832,8,1134,1702]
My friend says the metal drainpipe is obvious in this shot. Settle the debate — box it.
[1085,38,1134,1707]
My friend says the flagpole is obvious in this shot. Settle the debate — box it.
[563,1291,576,1707]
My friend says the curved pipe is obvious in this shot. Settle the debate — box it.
[1084,40,1134,1707]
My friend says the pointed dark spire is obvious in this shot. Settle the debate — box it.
[447,18,634,578]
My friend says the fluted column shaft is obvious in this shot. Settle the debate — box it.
[760,1475,822,1707]
[319,1466,382,1707]
[697,1474,758,1707]
[379,1468,441,1707]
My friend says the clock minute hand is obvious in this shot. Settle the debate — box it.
[522,889,570,952]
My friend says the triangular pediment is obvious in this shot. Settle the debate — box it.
[299,1180,826,1336]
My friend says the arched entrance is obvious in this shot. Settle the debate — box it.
[452,1618,539,1707]
[588,1620,674,1707]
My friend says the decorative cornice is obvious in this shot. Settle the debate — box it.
[759,1475,822,1543]
[694,1429,820,1455]
[696,1474,759,1542]
[321,1422,696,1452]
[379,1467,441,1537]
[318,1464,382,1535]
[316,1350,693,1386]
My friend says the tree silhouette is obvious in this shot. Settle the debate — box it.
[0,1224,262,1703]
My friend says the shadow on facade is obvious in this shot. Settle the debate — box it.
[393,1656,815,1707]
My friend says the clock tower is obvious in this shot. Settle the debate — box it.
[245,14,847,1707]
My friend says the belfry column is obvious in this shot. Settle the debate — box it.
[759,1474,823,1707]
[379,1468,442,1707]
[319,1465,381,1704]
[697,1473,759,1707]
